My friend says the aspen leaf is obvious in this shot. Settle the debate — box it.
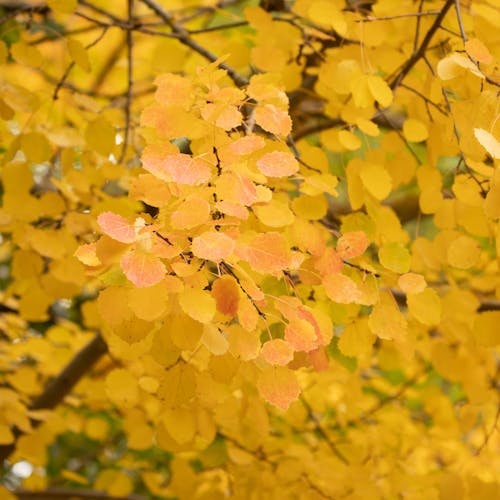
[291,195,328,220]
[447,235,481,269]
[366,75,393,107]
[359,163,392,200]
[171,196,210,229]
[98,287,132,326]
[323,273,361,304]
[67,39,91,72]
[10,42,42,68]
[192,231,235,262]
[474,128,500,159]
[229,135,265,155]
[437,53,484,80]
[256,151,299,178]
[254,198,295,227]
[95,470,133,498]
[407,288,441,326]
[261,339,294,366]
[240,232,291,273]
[97,212,136,243]
[465,38,493,65]
[161,408,196,444]
[314,247,343,275]
[284,319,318,352]
[105,369,139,408]
[85,117,115,156]
[368,297,407,341]
[21,133,51,163]
[128,280,169,321]
[338,130,361,150]
[179,287,216,324]
[336,231,369,259]
[0,41,7,65]
[398,273,427,294]
[257,366,300,411]
[338,319,375,358]
[211,275,240,317]
[378,243,411,273]
[120,250,166,288]
[143,152,211,185]
[403,119,428,142]
[202,324,229,355]
[254,104,292,136]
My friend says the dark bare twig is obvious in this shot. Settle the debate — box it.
[0,333,107,463]
[139,0,249,87]
[14,488,146,500]
[390,0,454,90]
[119,0,134,164]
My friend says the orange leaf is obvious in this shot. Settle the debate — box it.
[257,366,300,410]
[120,250,166,288]
[260,339,294,366]
[308,347,329,372]
[254,104,292,136]
[323,273,361,304]
[284,319,317,352]
[256,151,299,178]
[191,231,235,262]
[239,232,291,274]
[336,231,369,259]
[211,275,240,317]
[143,148,211,185]
[314,247,343,275]
[229,135,266,155]
[97,212,136,244]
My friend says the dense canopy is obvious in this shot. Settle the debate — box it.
[0,0,500,498]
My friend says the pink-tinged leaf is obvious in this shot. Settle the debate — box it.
[261,339,294,366]
[143,149,211,186]
[284,319,318,352]
[120,250,166,288]
[308,347,329,372]
[323,273,361,304]
[314,247,343,276]
[237,232,291,274]
[229,135,266,155]
[97,212,136,243]
[256,151,299,178]
[254,104,292,136]
[74,242,101,266]
[336,231,370,259]
[191,231,235,262]
[216,201,248,219]
[257,366,300,410]
[216,172,257,206]
[211,275,240,317]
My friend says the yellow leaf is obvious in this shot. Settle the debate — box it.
[359,163,392,200]
[378,242,411,273]
[366,75,393,108]
[291,194,328,220]
[67,39,91,72]
[398,273,427,294]
[179,287,216,324]
[0,41,8,65]
[338,130,361,150]
[127,280,170,321]
[447,235,481,269]
[95,470,133,498]
[105,369,139,408]
[161,408,196,444]
[254,198,295,227]
[85,117,116,156]
[473,311,500,346]
[403,119,428,142]
[437,53,484,80]
[0,425,14,445]
[10,42,42,67]
[368,292,407,341]
[407,288,441,326]
[465,38,494,65]
[201,324,229,355]
[474,128,500,159]
[84,418,109,441]
[257,366,300,411]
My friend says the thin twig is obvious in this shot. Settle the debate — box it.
[139,0,249,87]
[390,0,454,90]
[356,10,441,23]
[119,0,134,164]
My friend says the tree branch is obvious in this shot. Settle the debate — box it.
[0,333,108,463]
[14,488,145,500]
[138,0,248,87]
[390,0,454,90]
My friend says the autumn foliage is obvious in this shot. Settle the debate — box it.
[1,0,500,498]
